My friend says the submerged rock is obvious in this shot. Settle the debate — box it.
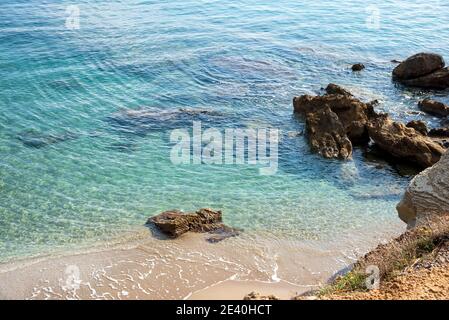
[107,107,227,136]
[397,150,449,227]
[393,53,445,81]
[367,114,445,168]
[305,107,352,159]
[406,120,428,136]
[148,208,240,242]
[419,99,449,117]
[351,63,365,72]
[17,130,78,148]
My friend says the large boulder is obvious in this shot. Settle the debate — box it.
[367,114,445,168]
[401,67,449,90]
[393,53,445,80]
[419,99,449,117]
[148,208,240,242]
[305,107,353,159]
[293,93,372,144]
[397,151,449,227]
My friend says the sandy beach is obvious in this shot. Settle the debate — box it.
[0,225,404,300]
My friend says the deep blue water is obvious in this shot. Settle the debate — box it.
[1,0,448,262]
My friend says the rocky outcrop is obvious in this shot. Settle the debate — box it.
[352,63,365,72]
[305,107,353,159]
[419,99,449,117]
[397,151,449,226]
[392,53,449,90]
[406,120,428,136]
[293,92,373,145]
[293,84,445,167]
[367,114,445,168]
[293,89,376,159]
[148,208,240,242]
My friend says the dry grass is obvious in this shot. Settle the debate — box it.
[317,214,449,297]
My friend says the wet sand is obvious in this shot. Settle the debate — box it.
[0,226,404,300]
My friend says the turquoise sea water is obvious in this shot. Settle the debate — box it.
[1,0,449,262]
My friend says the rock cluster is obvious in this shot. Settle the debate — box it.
[393,53,449,90]
[293,84,445,167]
[148,208,240,242]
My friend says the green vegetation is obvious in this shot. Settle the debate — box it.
[318,272,368,296]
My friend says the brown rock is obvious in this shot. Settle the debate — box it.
[419,99,449,117]
[325,83,353,96]
[393,53,445,80]
[367,114,445,168]
[148,208,240,241]
[401,67,449,90]
[406,120,428,135]
[352,63,365,72]
[397,152,449,226]
[293,93,372,144]
[305,107,353,159]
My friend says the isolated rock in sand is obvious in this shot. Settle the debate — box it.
[406,120,428,136]
[393,53,445,81]
[367,114,445,168]
[419,99,449,117]
[148,208,240,242]
[397,151,449,226]
[305,107,353,159]
[243,292,280,300]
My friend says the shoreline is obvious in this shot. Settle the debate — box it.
[0,223,404,300]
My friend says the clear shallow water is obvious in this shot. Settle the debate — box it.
[0,0,448,262]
